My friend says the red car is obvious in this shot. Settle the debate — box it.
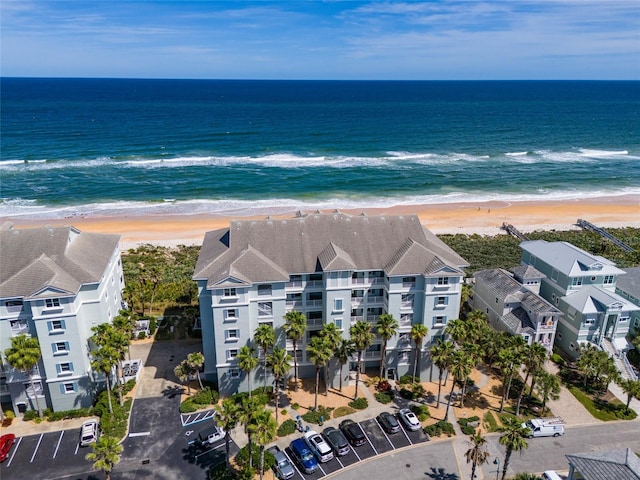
[0,434,16,462]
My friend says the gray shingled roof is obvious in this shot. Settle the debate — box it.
[563,285,640,314]
[512,264,545,280]
[194,213,468,287]
[502,307,535,335]
[0,226,120,299]
[617,267,640,298]
[566,448,640,480]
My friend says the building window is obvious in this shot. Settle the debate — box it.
[45,298,61,308]
[583,319,595,326]
[557,332,563,340]
[604,275,615,285]
[224,309,238,321]
[334,298,343,312]
[437,277,449,286]
[258,284,272,296]
[402,276,416,287]
[572,277,583,287]
[48,319,66,333]
[334,318,343,330]
[229,368,240,379]
[227,349,238,361]
[56,362,74,376]
[225,329,239,342]
[619,316,629,323]
[223,288,237,298]
[258,302,273,317]
[433,316,446,327]
[53,342,70,355]
[62,382,78,394]
[435,297,448,307]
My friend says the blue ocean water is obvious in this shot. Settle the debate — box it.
[1,78,639,219]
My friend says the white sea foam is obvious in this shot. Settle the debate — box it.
[505,151,529,157]
[579,149,629,158]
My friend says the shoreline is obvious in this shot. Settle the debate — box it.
[2,195,638,250]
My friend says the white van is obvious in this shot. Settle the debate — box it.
[542,471,563,480]
[522,417,565,438]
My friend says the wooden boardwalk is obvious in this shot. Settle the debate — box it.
[501,222,528,241]
[576,219,635,252]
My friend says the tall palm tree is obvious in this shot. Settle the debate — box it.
[238,396,263,469]
[254,323,276,392]
[430,339,455,407]
[174,359,194,395]
[536,371,561,414]
[335,339,355,392]
[497,336,526,413]
[187,352,205,390]
[92,345,119,414]
[215,398,239,472]
[237,346,259,396]
[5,335,44,419]
[92,323,129,406]
[515,342,547,416]
[349,320,374,400]
[465,431,490,480]
[85,436,123,480]
[112,309,137,360]
[498,416,529,480]
[445,318,468,346]
[320,323,342,394]
[267,346,291,423]
[307,336,333,409]
[253,409,278,480]
[283,310,306,392]
[445,349,474,418]
[410,323,428,381]
[376,313,398,379]
[617,378,640,413]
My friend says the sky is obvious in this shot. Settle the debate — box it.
[1,1,639,80]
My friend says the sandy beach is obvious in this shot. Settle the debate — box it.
[2,195,638,250]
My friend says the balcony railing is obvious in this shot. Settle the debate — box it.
[286,300,303,309]
[11,324,29,336]
[306,280,323,288]
[402,281,415,288]
[306,299,323,307]
[286,281,303,289]
[367,296,384,304]
[371,278,385,285]
[307,318,325,327]
[351,297,363,305]
[351,278,365,285]
[401,301,414,309]
[351,315,364,322]
[367,315,381,323]
[364,351,381,359]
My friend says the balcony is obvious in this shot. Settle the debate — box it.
[286,300,303,310]
[307,317,325,328]
[306,280,323,288]
[367,296,384,305]
[364,350,381,359]
[351,297,363,306]
[402,281,416,288]
[351,277,365,285]
[367,315,381,323]
[305,299,323,308]
[351,315,364,322]
[286,280,303,289]
[371,278,385,285]
[401,301,414,309]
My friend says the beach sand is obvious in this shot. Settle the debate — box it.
[2,195,638,250]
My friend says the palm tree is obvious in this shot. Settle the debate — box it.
[85,436,123,480]
[349,320,374,400]
[92,345,119,414]
[445,349,473,418]
[320,323,342,394]
[187,352,205,390]
[5,335,44,419]
[174,359,194,395]
[335,339,355,392]
[267,346,292,423]
[238,396,263,469]
[536,371,561,414]
[497,336,526,413]
[465,431,490,480]
[498,416,529,480]
[307,336,333,410]
[445,318,468,346]
[215,398,239,471]
[283,310,307,392]
[253,409,277,480]
[515,342,547,416]
[112,309,137,360]
[617,378,640,413]
[376,313,398,379]
[254,323,276,392]
[91,323,129,406]
[410,323,428,381]
[237,346,259,395]
[430,339,455,407]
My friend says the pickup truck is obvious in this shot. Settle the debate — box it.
[267,446,295,479]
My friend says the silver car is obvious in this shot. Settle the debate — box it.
[269,447,295,479]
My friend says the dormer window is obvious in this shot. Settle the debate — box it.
[604,275,615,285]
[45,298,61,308]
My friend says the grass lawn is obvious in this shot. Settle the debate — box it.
[568,386,637,421]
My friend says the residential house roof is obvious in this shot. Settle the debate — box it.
[617,267,640,300]
[194,213,469,288]
[0,225,120,299]
[565,448,640,480]
[512,264,545,280]
[519,240,625,277]
[562,285,640,314]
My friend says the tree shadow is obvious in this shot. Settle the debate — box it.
[424,466,459,479]
[163,385,185,399]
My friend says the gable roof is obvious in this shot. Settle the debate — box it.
[617,267,640,298]
[194,213,468,285]
[565,448,640,480]
[519,240,625,277]
[563,285,640,314]
[0,226,120,299]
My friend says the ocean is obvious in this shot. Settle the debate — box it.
[1,78,639,219]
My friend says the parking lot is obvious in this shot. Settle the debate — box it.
[0,427,95,480]
[280,415,429,480]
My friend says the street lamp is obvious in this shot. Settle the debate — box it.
[493,457,500,480]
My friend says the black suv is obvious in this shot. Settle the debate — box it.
[377,411,400,434]
[322,426,350,456]
[339,419,366,447]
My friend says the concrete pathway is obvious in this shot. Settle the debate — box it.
[543,361,600,426]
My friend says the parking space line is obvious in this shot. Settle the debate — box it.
[349,444,361,462]
[194,442,225,459]
[361,428,378,455]
[374,419,395,449]
[317,463,326,477]
[30,434,43,463]
[7,436,22,466]
[335,455,344,468]
[400,425,412,444]
[53,430,64,458]
[74,440,80,455]
[282,449,305,479]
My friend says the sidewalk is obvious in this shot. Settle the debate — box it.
[1,415,94,438]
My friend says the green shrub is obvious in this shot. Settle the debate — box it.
[235,443,275,471]
[180,399,198,413]
[149,317,157,335]
[210,463,235,480]
[349,397,368,410]
[410,404,430,421]
[281,409,288,416]
[375,392,394,404]
[138,331,147,339]
[122,379,136,396]
[424,420,455,438]
[398,374,419,385]
[192,387,215,406]
[23,410,38,421]
[99,398,132,439]
[291,403,300,410]
[551,353,565,366]
[460,424,476,435]
[333,406,356,418]
[43,408,53,418]
[4,410,15,420]
[277,419,297,437]
[302,406,333,424]
[483,411,499,432]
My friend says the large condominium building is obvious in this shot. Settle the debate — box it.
[519,240,639,359]
[193,213,469,396]
[0,225,124,414]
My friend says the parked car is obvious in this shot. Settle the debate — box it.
[377,411,401,434]
[339,419,366,447]
[304,430,334,462]
[80,419,99,446]
[267,446,295,479]
[289,438,318,474]
[0,434,15,462]
[198,424,225,445]
[322,426,350,456]
[397,408,421,431]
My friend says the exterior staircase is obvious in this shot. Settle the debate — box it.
[602,338,638,381]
